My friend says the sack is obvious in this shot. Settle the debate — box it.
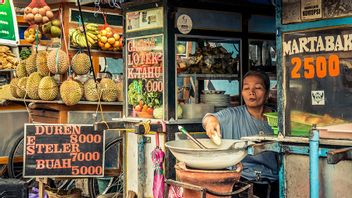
[24,0,54,25]
[97,14,122,51]
[24,25,41,43]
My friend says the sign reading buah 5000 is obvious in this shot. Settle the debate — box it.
[24,124,105,178]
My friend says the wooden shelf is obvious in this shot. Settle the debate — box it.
[8,98,123,106]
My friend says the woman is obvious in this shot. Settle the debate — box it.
[202,70,278,198]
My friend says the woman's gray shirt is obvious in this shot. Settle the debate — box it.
[210,105,278,182]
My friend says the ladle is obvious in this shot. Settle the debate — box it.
[178,125,208,149]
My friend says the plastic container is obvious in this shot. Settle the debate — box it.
[264,112,278,127]
[265,112,310,136]
[181,103,214,119]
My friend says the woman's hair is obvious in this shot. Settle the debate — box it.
[242,70,270,92]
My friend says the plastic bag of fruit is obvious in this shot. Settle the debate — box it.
[24,25,42,43]
[41,11,62,38]
[97,15,122,51]
[24,0,54,25]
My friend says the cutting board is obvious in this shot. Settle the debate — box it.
[318,123,352,140]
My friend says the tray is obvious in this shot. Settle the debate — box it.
[318,123,352,140]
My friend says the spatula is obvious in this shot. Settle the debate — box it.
[178,125,208,149]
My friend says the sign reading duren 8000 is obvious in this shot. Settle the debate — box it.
[23,124,105,178]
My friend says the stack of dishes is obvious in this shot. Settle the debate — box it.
[201,90,231,111]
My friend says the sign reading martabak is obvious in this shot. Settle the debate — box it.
[23,124,105,178]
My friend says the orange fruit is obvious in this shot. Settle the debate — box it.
[108,37,115,45]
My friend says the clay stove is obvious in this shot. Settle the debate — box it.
[175,162,243,198]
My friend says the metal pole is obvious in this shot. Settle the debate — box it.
[309,125,319,198]
[76,0,97,83]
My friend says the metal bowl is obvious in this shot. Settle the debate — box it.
[165,139,248,170]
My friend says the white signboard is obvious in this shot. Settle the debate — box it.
[301,0,322,21]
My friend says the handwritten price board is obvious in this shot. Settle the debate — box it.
[23,124,105,178]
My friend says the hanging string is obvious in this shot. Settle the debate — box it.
[35,25,39,53]
[23,91,34,123]
[77,0,97,83]
[59,6,70,76]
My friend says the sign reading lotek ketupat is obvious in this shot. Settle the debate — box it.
[23,124,105,177]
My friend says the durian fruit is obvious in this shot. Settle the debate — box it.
[38,76,58,101]
[9,78,19,98]
[75,80,85,100]
[47,49,69,74]
[26,72,42,99]
[99,78,118,102]
[25,52,37,75]
[60,79,83,106]
[36,50,50,76]
[84,79,99,102]
[16,60,27,78]
[16,77,28,98]
[72,53,91,75]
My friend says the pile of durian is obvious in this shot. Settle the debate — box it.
[10,48,122,106]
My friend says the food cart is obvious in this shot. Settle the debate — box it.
[241,1,352,197]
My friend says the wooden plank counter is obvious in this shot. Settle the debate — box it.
[7,99,123,124]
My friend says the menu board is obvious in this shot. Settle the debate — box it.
[126,7,163,32]
[283,27,352,119]
[24,124,105,177]
[126,34,164,119]
[0,0,19,46]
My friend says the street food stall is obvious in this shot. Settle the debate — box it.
[92,0,277,197]
[241,1,352,197]
[0,0,124,197]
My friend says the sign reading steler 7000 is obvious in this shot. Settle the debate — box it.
[23,124,105,177]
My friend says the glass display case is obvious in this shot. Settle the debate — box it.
[249,39,276,73]
[283,27,352,137]
[175,35,241,120]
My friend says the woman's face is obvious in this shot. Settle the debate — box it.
[242,75,268,108]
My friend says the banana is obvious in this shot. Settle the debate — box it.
[86,24,98,31]
[80,35,87,47]
[86,34,96,45]
[86,32,98,40]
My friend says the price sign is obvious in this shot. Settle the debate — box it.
[23,124,105,178]
[282,27,352,80]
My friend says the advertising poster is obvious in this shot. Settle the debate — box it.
[323,0,352,19]
[126,34,164,119]
[126,7,163,32]
[282,0,301,24]
[301,0,322,21]
[0,0,19,46]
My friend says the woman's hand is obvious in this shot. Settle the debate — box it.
[203,115,221,138]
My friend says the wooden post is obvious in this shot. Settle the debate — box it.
[37,178,48,198]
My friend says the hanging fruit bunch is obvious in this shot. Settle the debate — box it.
[97,15,123,51]
[42,19,62,38]
[24,25,42,43]
[70,23,99,48]
[24,0,54,25]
